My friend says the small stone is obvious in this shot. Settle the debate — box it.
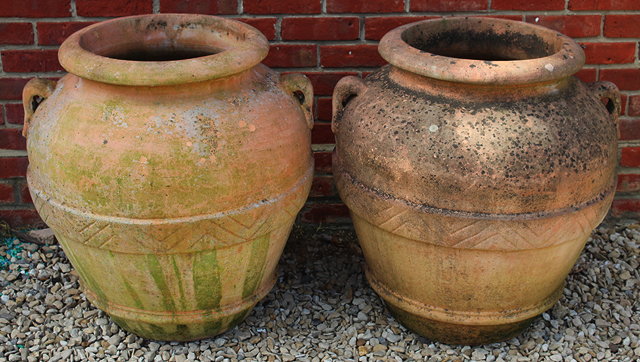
[373,344,387,352]
[59,350,72,360]
[25,228,56,244]
[386,333,401,343]
[107,335,121,346]
[471,349,487,360]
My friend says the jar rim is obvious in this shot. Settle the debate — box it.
[378,17,585,85]
[58,14,269,86]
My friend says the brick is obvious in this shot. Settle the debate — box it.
[0,23,34,45]
[0,157,28,178]
[629,96,640,117]
[160,0,237,14]
[365,15,523,42]
[282,17,359,41]
[2,50,62,73]
[605,15,640,38]
[244,0,320,14]
[314,152,333,174]
[581,42,636,65]
[5,104,23,125]
[611,199,640,217]
[524,15,601,38]
[264,45,317,68]
[310,175,336,197]
[473,15,523,21]
[0,79,30,101]
[0,106,4,126]
[0,183,14,203]
[327,0,404,13]
[365,16,438,41]
[621,147,640,167]
[600,69,640,91]
[618,174,640,193]
[304,72,359,96]
[620,118,640,140]
[312,123,335,144]
[76,0,152,16]
[411,0,486,11]
[0,129,26,151]
[0,209,43,228]
[574,68,597,83]
[0,0,70,17]
[492,0,564,10]
[37,22,95,46]
[317,97,332,121]
[569,0,640,10]
[621,94,628,115]
[300,203,350,223]
[320,45,386,68]
[19,182,32,204]
[237,18,277,40]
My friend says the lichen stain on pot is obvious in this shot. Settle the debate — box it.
[332,17,620,345]
[22,14,314,341]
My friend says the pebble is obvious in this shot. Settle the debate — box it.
[0,221,638,361]
[107,334,121,346]
[386,333,401,343]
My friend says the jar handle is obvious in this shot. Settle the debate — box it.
[587,81,621,126]
[280,73,314,130]
[332,76,367,134]
[22,78,57,138]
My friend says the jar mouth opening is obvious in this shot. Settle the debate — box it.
[59,14,269,86]
[401,21,559,61]
[380,17,585,85]
[82,40,223,63]
[103,49,219,61]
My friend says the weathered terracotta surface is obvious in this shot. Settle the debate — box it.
[22,14,313,341]
[332,17,619,345]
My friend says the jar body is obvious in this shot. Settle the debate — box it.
[333,65,617,344]
[26,64,313,341]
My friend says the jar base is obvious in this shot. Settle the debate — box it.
[362,262,556,346]
[108,308,253,342]
[386,303,537,345]
[80,272,276,341]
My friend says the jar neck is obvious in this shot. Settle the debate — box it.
[71,65,271,100]
[388,66,575,102]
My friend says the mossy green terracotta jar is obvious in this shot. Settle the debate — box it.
[22,14,313,341]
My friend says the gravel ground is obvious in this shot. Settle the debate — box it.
[1,218,639,361]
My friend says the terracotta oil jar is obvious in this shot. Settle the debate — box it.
[22,14,314,341]
[332,17,620,345]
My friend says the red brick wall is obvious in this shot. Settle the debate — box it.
[1,0,639,226]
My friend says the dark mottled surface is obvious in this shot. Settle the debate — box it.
[335,65,618,214]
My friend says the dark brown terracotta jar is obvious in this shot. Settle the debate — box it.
[332,17,620,345]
